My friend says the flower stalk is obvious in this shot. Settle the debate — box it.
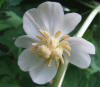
[76,5,100,37]
[53,5,100,87]
[52,58,69,87]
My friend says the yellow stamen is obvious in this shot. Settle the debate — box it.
[64,50,71,56]
[36,35,46,42]
[60,35,70,40]
[30,48,35,53]
[32,43,40,47]
[55,30,62,38]
[56,60,59,68]
[60,41,71,50]
[39,30,45,36]
[48,59,52,67]
[39,30,50,39]
[60,57,64,64]
[31,29,71,67]
[44,58,52,67]
[44,31,50,38]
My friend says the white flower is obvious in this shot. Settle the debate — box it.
[15,1,95,85]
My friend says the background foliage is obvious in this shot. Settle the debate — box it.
[0,0,100,87]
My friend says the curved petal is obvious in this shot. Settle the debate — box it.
[29,61,57,84]
[18,49,43,71]
[38,1,64,35]
[15,35,39,48]
[63,51,91,69]
[63,37,95,68]
[67,37,95,54]
[55,13,82,36]
[23,1,64,36]
[23,9,40,36]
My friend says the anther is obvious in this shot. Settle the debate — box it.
[44,31,50,38]
[60,41,71,50]
[39,30,50,39]
[30,48,35,54]
[60,35,70,41]
[48,59,52,67]
[32,43,40,47]
[55,30,62,38]
[36,35,46,42]
[64,50,70,56]
[60,57,64,64]
[44,58,52,67]
[56,60,59,68]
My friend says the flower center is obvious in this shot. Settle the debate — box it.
[31,30,71,68]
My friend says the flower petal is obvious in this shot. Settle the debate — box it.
[67,37,95,54]
[55,13,82,36]
[63,37,95,68]
[23,9,40,36]
[18,49,43,71]
[63,51,91,69]
[15,35,39,48]
[38,1,64,35]
[23,1,64,36]
[29,61,57,84]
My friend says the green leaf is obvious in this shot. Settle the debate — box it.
[0,27,24,56]
[6,11,22,28]
[90,14,100,72]
[62,65,88,87]
[0,84,20,87]
[7,0,22,6]
[0,60,10,75]
[0,11,22,31]
[0,20,11,31]
[88,73,100,87]
[0,77,21,87]
[0,0,5,8]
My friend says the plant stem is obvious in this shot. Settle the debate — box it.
[76,5,100,37]
[52,5,100,87]
[52,58,69,87]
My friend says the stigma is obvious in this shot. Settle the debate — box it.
[30,30,71,68]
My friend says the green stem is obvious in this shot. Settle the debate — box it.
[52,58,69,87]
[76,5,100,37]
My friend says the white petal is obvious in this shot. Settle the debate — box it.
[18,49,43,71]
[15,35,39,48]
[38,1,64,35]
[63,37,94,68]
[55,13,82,36]
[67,37,95,54]
[29,61,57,84]
[23,9,40,36]
[64,51,91,69]
[23,1,64,36]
